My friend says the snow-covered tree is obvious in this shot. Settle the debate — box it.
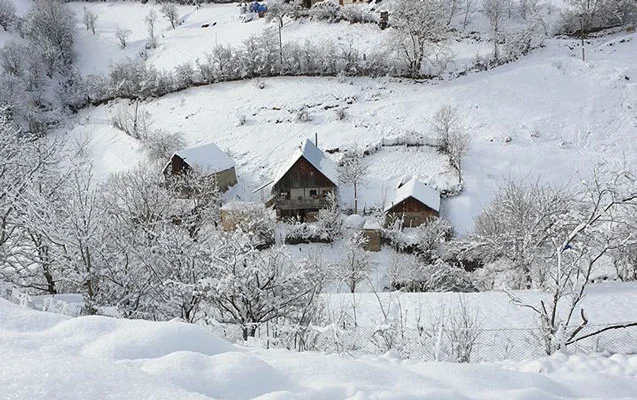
[414,217,453,263]
[203,233,322,340]
[431,105,459,153]
[82,6,98,35]
[161,3,179,30]
[145,9,159,48]
[335,230,372,293]
[143,129,185,160]
[23,0,75,72]
[468,179,572,289]
[115,25,132,49]
[483,0,509,60]
[462,0,476,29]
[389,0,449,77]
[448,128,471,184]
[509,166,637,354]
[339,150,368,215]
[0,0,16,31]
[316,192,342,242]
[1,40,25,76]
[265,0,302,67]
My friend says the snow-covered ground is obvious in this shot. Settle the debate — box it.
[2,298,637,400]
[61,31,637,233]
[64,1,500,75]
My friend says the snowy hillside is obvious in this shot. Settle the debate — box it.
[2,298,637,400]
[62,32,637,232]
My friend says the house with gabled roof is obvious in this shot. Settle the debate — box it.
[270,139,338,221]
[163,143,237,192]
[384,177,440,227]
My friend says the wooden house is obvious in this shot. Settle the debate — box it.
[384,178,440,227]
[163,143,237,192]
[270,139,338,221]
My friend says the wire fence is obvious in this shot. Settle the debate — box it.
[212,321,637,363]
[4,283,636,363]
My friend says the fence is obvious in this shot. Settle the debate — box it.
[3,282,636,363]
[213,321,637,363]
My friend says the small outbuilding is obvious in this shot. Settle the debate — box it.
[362,220,382,252]
[384,178,440,228]
[163,143,237,192]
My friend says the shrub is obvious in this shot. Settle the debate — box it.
[284,223,332,244]
[309,1,341,23]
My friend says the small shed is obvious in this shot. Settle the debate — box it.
[163,143,237,192]
[384,178,440,228]
[362,220,382,252]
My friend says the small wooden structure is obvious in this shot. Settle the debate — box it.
[379,11,389,30]
[362,220,382,252]
[163,143,237,192]
[269,139,338,221]
[384,178,440,228]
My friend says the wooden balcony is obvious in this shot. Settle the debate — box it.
[275,198,328,210]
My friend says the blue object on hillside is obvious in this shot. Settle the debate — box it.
[249,2,268,13]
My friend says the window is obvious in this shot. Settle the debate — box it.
[309,189,318,198]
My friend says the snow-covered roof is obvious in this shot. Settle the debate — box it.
[271,139,338,187]
[384,178,440,213]
[172,143,235,174]
[363,220,382,230]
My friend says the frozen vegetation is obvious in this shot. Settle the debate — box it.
[0,0,636,398]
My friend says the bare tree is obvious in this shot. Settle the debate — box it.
[0,0,16,31]
[446,296,481,362]
[335,231,372,294]
[112,100,151,140]
[145,9,159,49]
[0,41,25,76]
[22,0,75,69]
[82,6,98,35]
[265,0,301,69]
[462,0,475,30]
[483,0,508,60]
[448,129,471,184]
[509,167,637,354]
[115,25,132,49]
[431,105,459,153]
[390,0,449,77]
[339,150,369,215]
[161,3,180,30]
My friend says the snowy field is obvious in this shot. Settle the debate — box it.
[61,31,637,233]
[63,1,498,75]
[2,298,637,400]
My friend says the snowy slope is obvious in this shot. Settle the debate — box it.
[59,32,637,232]
[2,298,637,400]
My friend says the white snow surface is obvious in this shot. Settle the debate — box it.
[271,138,339,188]
[2,298,637,400]
[59,31,637,232]
[385,177,441,212]
[173,142,235,174]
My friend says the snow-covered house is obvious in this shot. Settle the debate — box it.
[163,143,237,192]
[270,139,338,221]
[384,178,440,227]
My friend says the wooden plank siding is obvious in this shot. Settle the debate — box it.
[385,197,439,228]
[272,157,336,197]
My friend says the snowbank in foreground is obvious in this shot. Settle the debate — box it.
[1,299,637,400]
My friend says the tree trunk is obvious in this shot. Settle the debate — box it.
[353,182,358,215]
[242,324,258,340]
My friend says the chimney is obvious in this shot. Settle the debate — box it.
[315,133,318,147]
